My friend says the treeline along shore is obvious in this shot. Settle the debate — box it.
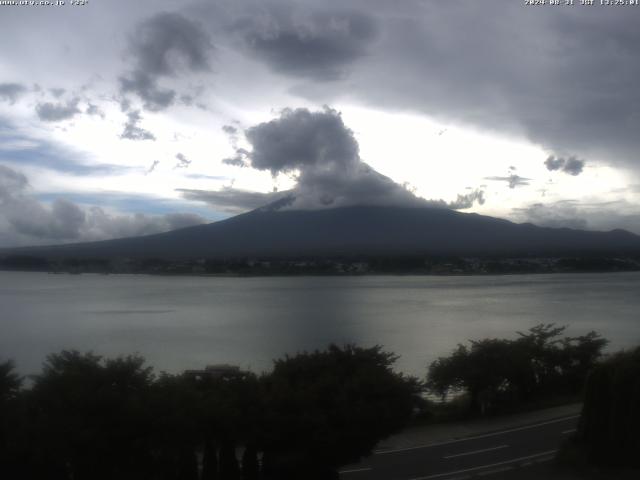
[2,254,640,276]
[1,324,638,479]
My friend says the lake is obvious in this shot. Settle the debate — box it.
[1,271,639,378]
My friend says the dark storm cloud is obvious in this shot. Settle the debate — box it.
[178,187,287,214]
[544,156,564,172]
[235,5,377,80]
[129,12,212,77]
[35,99,81,122]
[224,1,639,170]
[222,153,250,168]
[238,107,359,174]
[224,107,422,209]
[485,174,531,189]
[119,71,176,112]
[120,110,156,141]
[0,83,27,104]
[0,164,206,247]
[119,12,213,112]
[544,155,585,176]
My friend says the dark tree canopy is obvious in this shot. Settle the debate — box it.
[0,360,24,478]
[28,351,156,480]
[0,345,420,480]
[261,344,422,479]
[576,346,640,468]
[427,324,608,415]
[0,360,22,402]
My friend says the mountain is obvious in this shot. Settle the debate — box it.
[3,205,640,260]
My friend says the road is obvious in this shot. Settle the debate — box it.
[339,415,579,480]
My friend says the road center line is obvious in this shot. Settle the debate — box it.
[339,467,372,474]
[375,415,579,455]
[407,449,558,480]
[443,444,508,459]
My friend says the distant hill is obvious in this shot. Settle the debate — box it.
[3,205,640,260]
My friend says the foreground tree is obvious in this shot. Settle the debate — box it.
[27,351,156,480]
[2,346,421,479]
[260,344,422,480]
[575,346,640,468]
[427,324,608,415]
[0,360,24,477]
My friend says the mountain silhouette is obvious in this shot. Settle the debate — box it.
[4,204,640,260]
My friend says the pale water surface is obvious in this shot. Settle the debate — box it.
[1,271,639,377]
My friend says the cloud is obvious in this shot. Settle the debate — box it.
[0,119,136,176]
[174,153,191,169]
[119,71,176,112]
[85,103,105,118]
[82,208,206,242]
[485,173,531,189]
[6,197,87,241]
[185,173,228,181]
[0,164,206,247]
[513,202,588,230]
[0,83,27,104]
[0,164,28,200]
[238,106,359,174]
[217,1,639,172]
[235,5,377,80]
[222,125,237,136]
[119,11,213,112]
[120,110,155,141]
[214,107,487,213]
[35,98,81,122]
[512,199,640,234]
[544,155,585,176]
[146,160,160,174]
[224,106,422,210]
[178,186,287,214]
[220,124,248,166]
[429,188,486,210]
[49,88,66,98]
[128,12,212,76]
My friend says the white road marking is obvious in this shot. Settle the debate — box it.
[562,428,577,434]
[406,449,558,480]
[477,465,513,476]
[339,467,372,474]
[375,415,579,455]
[443,445,508,459]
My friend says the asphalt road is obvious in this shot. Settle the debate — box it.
[339,415,579,480]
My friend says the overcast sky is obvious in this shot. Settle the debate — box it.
[1,0,640,246]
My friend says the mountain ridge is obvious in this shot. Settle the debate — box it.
[2,204,640,260]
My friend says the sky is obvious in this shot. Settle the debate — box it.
[1,0,640,247]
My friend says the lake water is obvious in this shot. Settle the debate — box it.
[1,271,640,378]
